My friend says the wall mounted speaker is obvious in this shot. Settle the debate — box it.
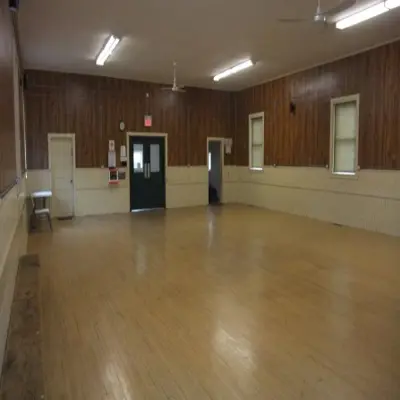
[290,101,296,115]
[9,0,19,11]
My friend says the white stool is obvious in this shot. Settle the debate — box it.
[30,195,53,231]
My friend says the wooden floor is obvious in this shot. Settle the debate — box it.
[28,205,400,400]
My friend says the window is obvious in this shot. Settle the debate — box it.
[330,95,359,175]
[249,112,264,170]
[150,144,160,172]
[133,144,143,173]
[208,152,212,171]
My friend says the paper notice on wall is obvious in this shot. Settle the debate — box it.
[225,138,233,154]
[108,151,116,168]
[120,145,127,162]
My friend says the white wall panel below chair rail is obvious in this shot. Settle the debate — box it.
[166,166,208,208]
[166,166,240,206]
[26,166,400,236]
[27,167,238,215]
[237,167,400,236]
[0,179,28,374]
[167,166,208,185]
[75,188,129,216]
[0,180,27,276]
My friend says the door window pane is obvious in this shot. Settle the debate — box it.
[133,144,143,173]
[150,144,160,173]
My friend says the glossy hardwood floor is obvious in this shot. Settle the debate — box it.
[28,206,400,400]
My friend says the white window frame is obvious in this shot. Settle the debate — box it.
[249,111,265,171]
[330,94,360,177]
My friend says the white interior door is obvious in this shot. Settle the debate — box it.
[50,137,74,217]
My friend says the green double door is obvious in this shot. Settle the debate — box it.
[129,136,166,211]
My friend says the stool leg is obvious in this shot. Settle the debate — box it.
[30,211,34,232]
[30,198,36,232]
[47,213,53,231]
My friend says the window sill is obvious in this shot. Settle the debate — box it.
[249,167,264,172]
[330,172,359,180]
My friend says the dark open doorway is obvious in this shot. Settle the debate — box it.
[208,140,222,205]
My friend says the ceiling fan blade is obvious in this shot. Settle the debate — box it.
[320,0,356,17]
[161,86,173,91]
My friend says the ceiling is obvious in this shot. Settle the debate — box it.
[18,0,400,91]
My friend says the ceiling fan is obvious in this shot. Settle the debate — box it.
[161,62,186,93]
[278,0,356,24]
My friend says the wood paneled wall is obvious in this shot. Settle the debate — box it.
[0,0,16,196]
[234,40,400,169]
[25,71,234,168]
[25,41,400,170]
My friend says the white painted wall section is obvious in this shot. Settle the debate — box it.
[0,179,28,372]
[238,167,400,236]
[166,166,208,209]
[26,166,400,237]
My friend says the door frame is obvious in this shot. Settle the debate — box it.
[126,132,168,210]
[47,133,76,215]
[206,137,225,204]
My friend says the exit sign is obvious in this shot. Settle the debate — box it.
[144,114,152,127]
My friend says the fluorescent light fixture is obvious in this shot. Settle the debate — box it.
[96,35,120,66]
[213,60,254,82]
[385,0,400,9]
[336,2,389,29]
